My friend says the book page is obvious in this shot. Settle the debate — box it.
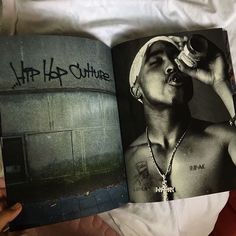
[112,28,236,203]
[0,35,128,230]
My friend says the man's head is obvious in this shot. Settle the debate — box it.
[129,36,193,107]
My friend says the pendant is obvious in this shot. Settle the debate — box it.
[154,178,175,201]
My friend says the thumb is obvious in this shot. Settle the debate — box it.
[0,203,22,231]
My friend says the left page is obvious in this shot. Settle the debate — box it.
[0,35,128,231]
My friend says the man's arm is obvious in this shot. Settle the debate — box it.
[213,79,235,118]
[210,53,235,118]
[125,146,153,203]
[228,128,236,165]
[175,36,236,164]
[174,36,235,119]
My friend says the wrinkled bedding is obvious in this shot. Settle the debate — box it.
[1,0,236,235]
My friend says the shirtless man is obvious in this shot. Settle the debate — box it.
[126,35,236,202]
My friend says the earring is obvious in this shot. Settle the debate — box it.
[130,86,143,103]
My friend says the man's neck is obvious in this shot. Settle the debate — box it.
[144,104,191,149]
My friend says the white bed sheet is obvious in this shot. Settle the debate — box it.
[1,1,235,235]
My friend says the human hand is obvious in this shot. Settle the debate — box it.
[171,35,227,88]
[0,177,118,236]
[0,208,118,236]
[0,178,22,234]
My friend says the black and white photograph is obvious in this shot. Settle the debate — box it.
[112,28,236,203]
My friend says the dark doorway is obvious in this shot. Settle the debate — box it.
[2,137,27,184]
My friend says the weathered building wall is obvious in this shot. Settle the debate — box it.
[0,91,123,182]
[0,35,123,184]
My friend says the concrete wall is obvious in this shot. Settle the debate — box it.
[0,35,123,183]
[0,91,123,182]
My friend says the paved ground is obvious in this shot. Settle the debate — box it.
[10,181,129,231]
[7,169,125,202]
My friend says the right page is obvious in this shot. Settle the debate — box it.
[112,28,236,203]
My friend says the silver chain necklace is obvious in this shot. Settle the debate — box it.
[146,125,189,201]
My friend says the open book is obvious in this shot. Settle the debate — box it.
[1,28,236,230]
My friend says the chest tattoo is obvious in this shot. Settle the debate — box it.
[189,164,205,171]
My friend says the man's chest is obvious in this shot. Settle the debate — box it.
[135,138,229,200]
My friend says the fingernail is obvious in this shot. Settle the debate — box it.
[2,225,9,233]
[10,203,22,210]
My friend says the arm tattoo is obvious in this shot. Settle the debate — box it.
[136,161,149,179]
[133,161,153,191]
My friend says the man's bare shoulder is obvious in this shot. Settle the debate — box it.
[125,132,147,162]
[192,119,236,142]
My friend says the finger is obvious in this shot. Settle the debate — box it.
[0,203,22,231]
[0,178,5,189]
[175,58,213,85]
[169,36,188,47]
[175,58,196,76]
[0,201,7,211]
[0,188,6,199]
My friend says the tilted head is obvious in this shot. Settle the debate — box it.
[129,36,193,107]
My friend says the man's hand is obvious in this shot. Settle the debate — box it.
[170,35,227,87]
[171,35,235,119]
[175,53,226,87]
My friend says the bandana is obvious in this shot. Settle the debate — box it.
[129,36,179,87]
